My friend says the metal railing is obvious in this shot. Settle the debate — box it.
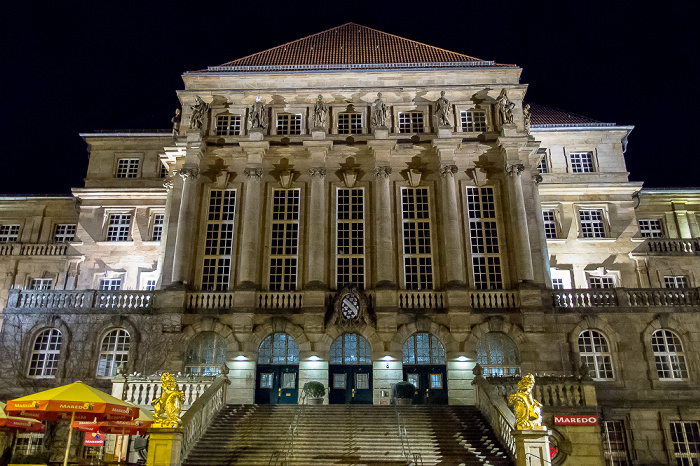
[180,375,230,461]
[393,402,423,466]
[270,392,308,465]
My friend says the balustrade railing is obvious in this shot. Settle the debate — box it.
[484,374,597,408]
[10,289,153,310]
[257,291,303,309]
[113,373,217,410]
[187,291,235,310]
[470,290,520,309]
[180,375,229,462]
[0,242,68,256]
[626,288,700,306]
[552,289,617,308]
[644,238,698,254]
[398,291,445,309]
[472,373,516,460]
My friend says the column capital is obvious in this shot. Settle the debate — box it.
[439,164,458,177]
[179,165,199,181]
[308,167,327,179]
[374,166,392,178]
[243,166,263,180]
[163,178,174,192]
[506,163,526,176]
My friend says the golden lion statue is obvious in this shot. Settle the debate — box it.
[509,374,543,430]
[152,372,185,428]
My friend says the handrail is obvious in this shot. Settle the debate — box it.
[270,391,307,465]
[393,402,422,466]
[180,375,229,461]
[526,452,553,465]
[472,372,516,460]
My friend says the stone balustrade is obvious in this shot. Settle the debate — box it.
[472,374,517,460]
[180,376,229,461]
[552,289,618,308]
[398,290,445,309]
[469,290,519,309]
[7,289,153,312]
[187,291,235,310]
[643,238,699,254]
[111,373,217,411]
[485,374,597,408]
[626,288,700,306]
[257,291,304,309]
[0,243,68,256]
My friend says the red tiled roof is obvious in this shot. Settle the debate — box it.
[195,23,512,73]
[528,102,614,127]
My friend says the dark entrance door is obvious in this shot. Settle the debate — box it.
[329,364,373,404]
[255,364,299,404]
[402,365,448,405]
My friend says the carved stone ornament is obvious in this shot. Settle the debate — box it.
[189,96,210,130]
[279,170,294,189]
[506,163,525,176]
[523,103,531,133]
[374,166,392,179]
[328,287,375,328]
[243,167,263,179]
[407,168,423,187]
[308,167,327,179]
[371,92,388,128]
[248,95,267,129]
[439,164,458,177]
[509,374,544,430]
[312,94,329,128]
[435,90,452,127]
[496,88,515,126]
[342,169,357,188]
[163,178,174,192]
[179,166,199,181]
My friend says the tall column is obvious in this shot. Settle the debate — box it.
[237,167,263,288]
[171,165,199,285]
[374,166,395,288]
[506,163,534,282]
[439,164,466,286]
[307,167,327,288]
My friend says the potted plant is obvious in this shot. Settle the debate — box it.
[393,381,416,405]
[303,381,326,405]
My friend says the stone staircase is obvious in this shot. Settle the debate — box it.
[183,404,513,465]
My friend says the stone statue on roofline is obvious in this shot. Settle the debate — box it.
[435,91,452,127]
[312,94,329,129]
[171,108,181,138]
[189,96,210,130]
[248,95,267,130]
[497,88,515,126]
[523,103,531,133]
[371,92,388,128]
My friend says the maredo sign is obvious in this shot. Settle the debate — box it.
[554,415,598,426]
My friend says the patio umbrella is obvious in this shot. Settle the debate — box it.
[73,408,153,435]
[0,402,44,433]
[5,381,139,466]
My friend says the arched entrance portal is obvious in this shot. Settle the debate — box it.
[328,333,373,404]
[402,332,447,404]
[255,333,299,404]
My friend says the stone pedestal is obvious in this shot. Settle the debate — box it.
[146,428,183,466]
[373,127,389,139]
[513,428,550,466]
[437,126,453,138]
[311,128,326,140]
[248,127,264,141]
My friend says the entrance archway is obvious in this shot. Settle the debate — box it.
[328,333,372,404]
[402,332,447,404]
[255,333,299,404]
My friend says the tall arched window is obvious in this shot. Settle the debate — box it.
[652,329,688,380]
[185,332,226,376]
[403,333,445,365]
[97,329,130,377]
[477,333,520,376]
[28,329,62,378]
[258,333,299,364]
[330,334,371,364]
[578,330,614,380]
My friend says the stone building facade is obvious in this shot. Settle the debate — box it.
[1,23,699,464]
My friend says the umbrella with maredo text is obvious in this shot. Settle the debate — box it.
[0,401,44,433]
[73,407,153,436]
[5,381,139,466]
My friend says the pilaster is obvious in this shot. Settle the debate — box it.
[237,166,264,289]
[374,165,396,288]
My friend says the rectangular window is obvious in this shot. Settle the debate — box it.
[201,190,236,291]
[282,372,296,389]
[53,224,76,243]
[579,209,606,238]
[0,224,20,243]
[407,374,419,389]
[269,189,300,291]
[276,113,302,135]
[551,269,572,289]
[460,110,487,133]
[337,188,365,288]
[639,219,663,238]
[665,276,689,288]
[151,213,165,241]
[116,158,139,178]
[542,210,557,239]
[337,113,363,135]
[589,276,615,288]
[145,280,156,291]
[333,373,346,389]
[356,373,370,390]
[106,214,131,241]
[99,278,122,290]
[260,373,273,389]
[570,152,595,173]
[602,420,631,466]
[215,114,241,136]
[159,162,168,178]
[401,187,433,290]
[430,373,443,389]
[467,187,503,290]
[552,278,564,289]
[30,278,52,290]
[537,156,548,174]
[669,421,700,464]
[398,111,424,133]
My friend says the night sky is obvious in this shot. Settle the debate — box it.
[2,1,696,195]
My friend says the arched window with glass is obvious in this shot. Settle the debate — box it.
[185,332,226,376]
[258,333,299,365]
[651,329,688,380]
[476,332,520,376]
[28,329,62,378]
[403,333,445,365]
[97,329,130,377]
[330,333,371,365]
[578,330,614,380]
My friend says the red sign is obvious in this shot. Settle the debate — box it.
[554,415,598,426]
[84,432,105,446]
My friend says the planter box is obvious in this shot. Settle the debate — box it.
[307,397,323,405]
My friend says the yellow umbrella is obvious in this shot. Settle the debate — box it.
[6,381,138,466]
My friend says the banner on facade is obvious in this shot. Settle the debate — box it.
[553,415,598,426]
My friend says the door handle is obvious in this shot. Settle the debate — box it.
[426,389,429,398]
[352,388,355,398]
